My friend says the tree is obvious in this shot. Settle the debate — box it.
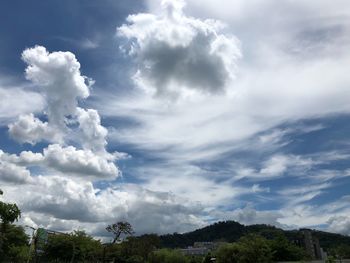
[2,224,29,263]
[106,221,134,244]
[329,244,350,261]
[269,234,307,261]
[122,234,160,260]
[202,252,213,263]
[0,190,21,225]
[216,243,241,263]
[216,234,273,263]
[236,234,273,263]
[148,248,189,263]
[43,230,102,262]
[0,189,22,260]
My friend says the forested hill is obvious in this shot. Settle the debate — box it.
[159,221,350,249]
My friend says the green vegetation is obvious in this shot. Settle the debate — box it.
[106,221,134,244]
[148,248,189,263]
[160,221,350,251]
[1,189,350,262]
[0,189,25,262]
[216,234,273,263]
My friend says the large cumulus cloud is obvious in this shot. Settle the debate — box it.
[22,46,91,129]
[3,46,120,181]
[117,0,241,97]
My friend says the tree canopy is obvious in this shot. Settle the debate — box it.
[106,221,134,244]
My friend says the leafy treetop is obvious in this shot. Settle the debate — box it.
[106,221,134,244]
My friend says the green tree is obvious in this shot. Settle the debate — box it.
[329,244,350,261]
[216,243,241,263]
[269,234,307,261]
[122,234,160,260]
[0,189,22,260]
[106,221,134,244]
[148,248,189,263]
[237,234,273,263]
[43,230,102,262]
[202,252,214,263]
[216,234,273,263]
[126,255,144,263]
[1,224,29,262]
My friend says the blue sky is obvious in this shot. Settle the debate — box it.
[1,0,350,239]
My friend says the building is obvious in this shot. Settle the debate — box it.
[180,246,209,256]
[294,228,324,260]
[180,241,226,256]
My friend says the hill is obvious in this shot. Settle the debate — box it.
[159,220,350,250]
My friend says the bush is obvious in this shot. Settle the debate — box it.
[216,234,273,263]
[148,248,189,263]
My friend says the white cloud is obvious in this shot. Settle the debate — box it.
[8,114,57,145]
[106,0,350,163]
[41,144,118,179]
[278,195,350,230]
[233,154,315,181]
[89,0,350,236]
[22,46,91,127]
[260,155,289,177]
[0,151,33,184]
[231,206,283,227]
[251,184,270,193]
[9,46,93,144]
[5,46,119,180]
[2,144,119,180]
[117,0,241,98]
[2,0,350,237]
[327,216,350,235]
[0,86,45,124]
[76,108,108,153]
[1,175,205,236]
[211,204,284,227]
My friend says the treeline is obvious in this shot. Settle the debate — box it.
[2,189,350,262]
[0,226,306,263]
[160,221,350,251]
[2,227,350,263]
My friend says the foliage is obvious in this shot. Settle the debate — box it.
[328,244,350,260]
[216,243,241,263]
[148,248,189,263]
[1,212,350,263]
[123,234,160,260]
[0,224,29,262]
[42,230,103,262]
[269,234,307,261]
[102,234,160,262]
[125,254,145,263]
[161,221,245,248]
[216,234,273,263]
[0,189,23,261]
[202,252,213,263]
[0,189,21,225]
[160,220,350,251]
[106,221,134,244]
[0,202,21,225]
[7,244,31,263]
[325,256,336,263]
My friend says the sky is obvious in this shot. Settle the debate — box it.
[1,0,350,240]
